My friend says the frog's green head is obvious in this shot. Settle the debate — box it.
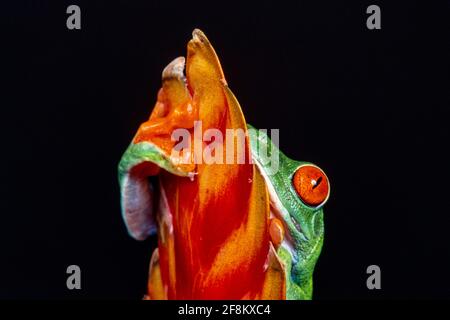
[248,126,330,300]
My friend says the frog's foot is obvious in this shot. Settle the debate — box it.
[269,217,285,250]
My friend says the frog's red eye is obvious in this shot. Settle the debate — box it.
[292,165,329,207]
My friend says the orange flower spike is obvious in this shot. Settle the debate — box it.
[157,30,272,299]
[118,29,288,300]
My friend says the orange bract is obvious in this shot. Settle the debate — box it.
[133,30,285,300]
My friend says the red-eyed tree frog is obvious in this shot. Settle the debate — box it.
[118,29,330,300]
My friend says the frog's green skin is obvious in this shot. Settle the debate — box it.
[248,125,328,300]
[118,141,194,240]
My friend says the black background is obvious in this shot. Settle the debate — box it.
[2,0,450,299]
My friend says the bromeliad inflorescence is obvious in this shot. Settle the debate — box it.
[118,29,330,300]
